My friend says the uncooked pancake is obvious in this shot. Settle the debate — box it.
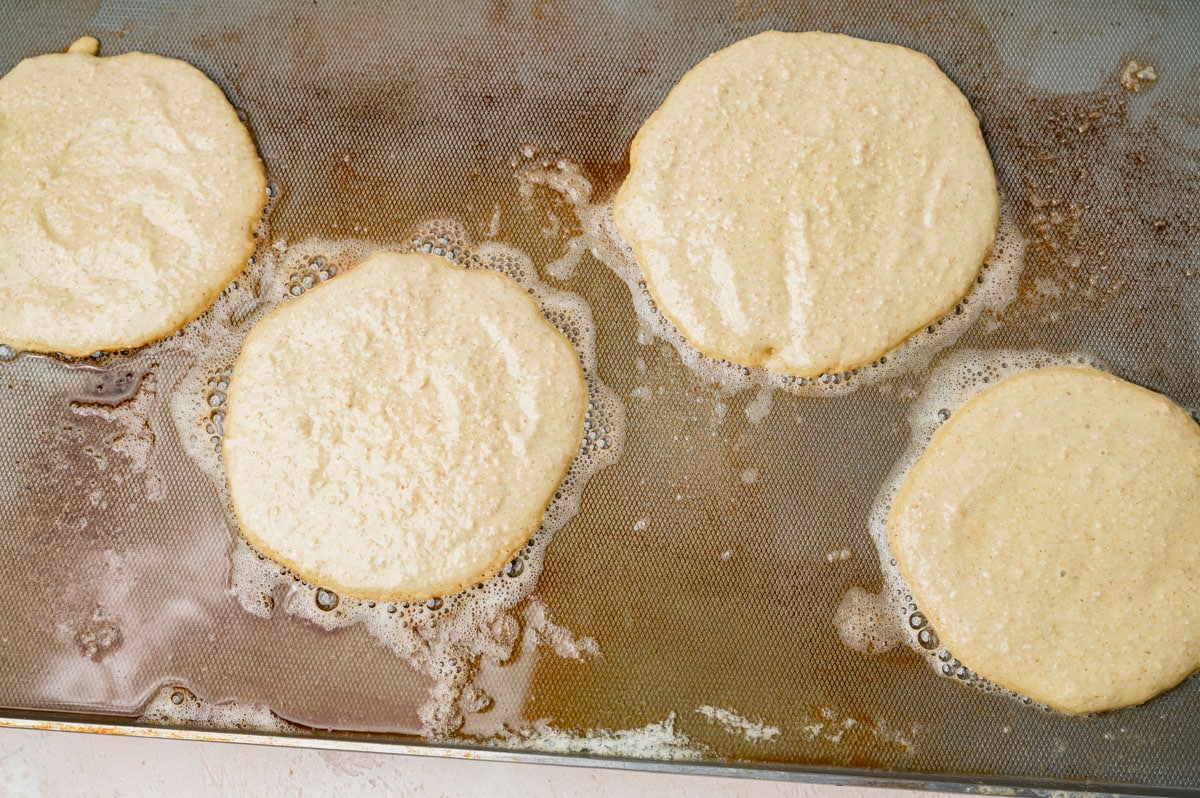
[613,31,999,377]
[223,251,588,601]
[889,366,1200,713]
[0,37,265,356]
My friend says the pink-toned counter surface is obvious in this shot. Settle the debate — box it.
[0,727,956,798]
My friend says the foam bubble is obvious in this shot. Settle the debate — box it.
[797,706,915,751]
[168,220,624,737]
[545,235,590,281]
[833,585,904,655]
[482,712,703,760]
[516,148,1026,399]
[695,705,781,744]
[740,387,772,424]
[801,707,860,745]
[825,548,852,564]
[844,349,1103,705]
[138,685,299,733]
[630,385,653,402]
[69,369,159,477]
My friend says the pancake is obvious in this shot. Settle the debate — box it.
[613,31,999,377]
[889,366,1200,713]
[0,37,265,356]
[222,251,588,601]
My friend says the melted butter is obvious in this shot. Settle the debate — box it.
[167,220,625,736]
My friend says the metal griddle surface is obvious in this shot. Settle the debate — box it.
[2,1,1200,794]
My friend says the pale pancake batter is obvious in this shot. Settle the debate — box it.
[0,37,265,355]
[889,366,1200,713]
[223,252,588,601]
[613,31,999,377]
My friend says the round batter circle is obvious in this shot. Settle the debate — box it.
[889,366,1200,713]
[223,251,588,601]
[0,39,265,356]
[613,31,1000,377]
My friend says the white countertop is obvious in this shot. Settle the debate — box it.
[0,726,958,797]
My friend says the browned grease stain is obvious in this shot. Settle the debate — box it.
[182,0,660,246]
[994,83,1192,318]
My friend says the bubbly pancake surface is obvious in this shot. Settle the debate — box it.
[0,38,265,355]
[223,251,588,601]
[889,366,1200,713]
[613,30,999,377]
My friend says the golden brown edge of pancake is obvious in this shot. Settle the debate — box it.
[223,252,589,602]
[612,30,1000,378]
[886,365,1200,713]
[0,47,267,357]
